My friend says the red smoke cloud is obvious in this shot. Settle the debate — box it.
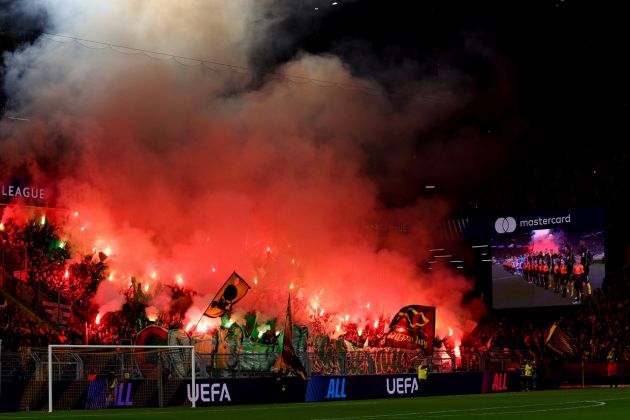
[529,229,560,254]
[0,1,480,342]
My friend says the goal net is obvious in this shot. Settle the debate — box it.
[47,344,196,412]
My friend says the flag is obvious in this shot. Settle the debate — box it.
[203,271,251,318]
[385,305,436,356]
[485,334,494,350]
[545,322,575,356]
[273,296,308,380]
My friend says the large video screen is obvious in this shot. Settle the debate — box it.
[491,209,605,309]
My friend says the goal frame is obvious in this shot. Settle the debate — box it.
[47,344,196,412]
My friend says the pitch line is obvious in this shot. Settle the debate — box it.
[0,397,626,419]
[313,400,608,420]
[0,400,382,419]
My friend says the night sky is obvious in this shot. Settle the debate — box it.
[250,0,630,213]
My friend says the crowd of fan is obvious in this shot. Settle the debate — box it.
[564,270,630,361]
[461,314,548,360]
[0,217,168,349]
[2,210,629,365]
[0,296,159,352]
[0,299,70,351]
[1,220,109,318]
[463,267,630,362]
[85,313,135,346]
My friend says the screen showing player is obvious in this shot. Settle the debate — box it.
[490,209,604,309]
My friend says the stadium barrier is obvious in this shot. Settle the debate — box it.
[1,347,625,411]
[0,372,524,411]
[306,374,421,401]
[0,348,519,383]
[0,377,309,411]
[304,371,523,402]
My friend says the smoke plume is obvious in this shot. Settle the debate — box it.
[0,0,481,340]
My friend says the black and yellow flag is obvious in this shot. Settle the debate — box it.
[274,296,308,380]
[203,271,251,318]
[545,322,575,356]
[385,305,436,356]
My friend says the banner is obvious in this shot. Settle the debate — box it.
[0,371,533,411]
[203,272,250,318]
[385,305,435,356]
[481,371,521,393]
[305,374,420,402]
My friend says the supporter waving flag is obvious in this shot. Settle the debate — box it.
[203,271,251,318]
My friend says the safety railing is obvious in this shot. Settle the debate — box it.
[0,347,546,382]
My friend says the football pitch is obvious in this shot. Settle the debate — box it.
[0,388,628,420]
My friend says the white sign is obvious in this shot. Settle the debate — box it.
[495,214,572,233]
[386,377,418,395]
[494,217,517,233]
[187,383,231,403]
[1,184,46,200]
[519,214,571,228]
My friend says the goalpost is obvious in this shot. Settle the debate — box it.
[47,344,196,412]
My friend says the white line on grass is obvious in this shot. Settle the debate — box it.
[313,400,608,420]
[0,400,383,419]
[0,396,626,420]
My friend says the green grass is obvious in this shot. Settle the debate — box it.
[0,388,628,420]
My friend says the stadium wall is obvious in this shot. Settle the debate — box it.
[3,369,625,411]
[0,372,524,411]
